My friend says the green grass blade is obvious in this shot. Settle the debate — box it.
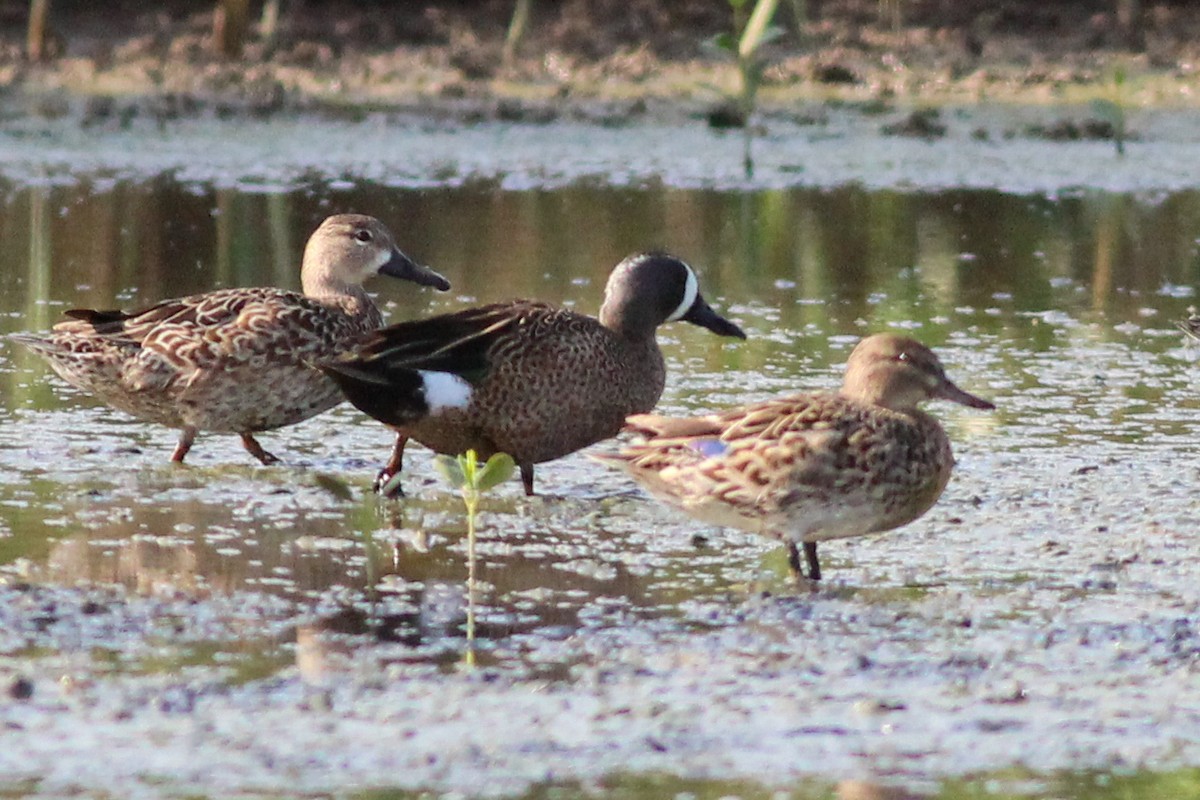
[739,0,781,59]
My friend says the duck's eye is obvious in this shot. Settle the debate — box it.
[354,229,373,243]
[896,351,909,362]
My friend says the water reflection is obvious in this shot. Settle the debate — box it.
[4,178,1199,424]
[4,180,1199,336]
[3,176,1200,675]
[7,459,767,676]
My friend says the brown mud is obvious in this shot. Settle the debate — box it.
[4,0,1200,126]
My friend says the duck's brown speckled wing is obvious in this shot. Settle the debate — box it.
[57,287,289,339]
[43,287,373,397]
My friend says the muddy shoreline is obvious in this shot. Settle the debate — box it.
[6,1,1200,132]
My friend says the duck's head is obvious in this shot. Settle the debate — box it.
[841,334,994,412]
[598,252,746,340]
[302,214,450,294]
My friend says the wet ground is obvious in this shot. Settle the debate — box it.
[4,110,1200,799]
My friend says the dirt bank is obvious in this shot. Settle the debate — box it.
[4,0,1200,127]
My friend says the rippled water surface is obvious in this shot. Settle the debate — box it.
[3,172,1200,798]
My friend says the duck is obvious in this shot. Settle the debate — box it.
[11,213,450,464]
[595,334,994,581]
[321,252,746,496]
[1177,311,1200,341]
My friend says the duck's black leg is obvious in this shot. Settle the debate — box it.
[373,434,409,496]
[520,463,535,496]
[786,541,822,581]
[787,541,803,577]
[803,541,821,581]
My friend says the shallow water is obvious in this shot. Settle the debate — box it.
[4,147,1200,798]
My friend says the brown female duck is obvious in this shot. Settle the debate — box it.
[597,334,994,580]
[12,214,449,464]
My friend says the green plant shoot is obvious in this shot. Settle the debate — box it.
[433,449,516,667]
[708,0,785,176]
[740,0,782,59]
[1090,64,1128,157]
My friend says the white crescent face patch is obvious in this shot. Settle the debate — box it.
[367,244,396,279]
[418,370,473,413]
[665,264,699,322]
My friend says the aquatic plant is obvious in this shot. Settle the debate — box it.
[434,450,515,666]
[708,0,786,177]
[1091,65,1129,157]
[503,0,534,64]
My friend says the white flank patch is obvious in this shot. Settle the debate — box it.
[418,370,473,412]
[665,264,699,322]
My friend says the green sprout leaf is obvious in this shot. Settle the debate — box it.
[433,453,467,490]
[459,451,478,488]
[706,32,737,55]
[475,453,516,492]
[434,447,512,671]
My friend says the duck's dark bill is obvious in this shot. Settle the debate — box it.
[380,250,451,291]
[681,297,747,339]
[937,379,995,410]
